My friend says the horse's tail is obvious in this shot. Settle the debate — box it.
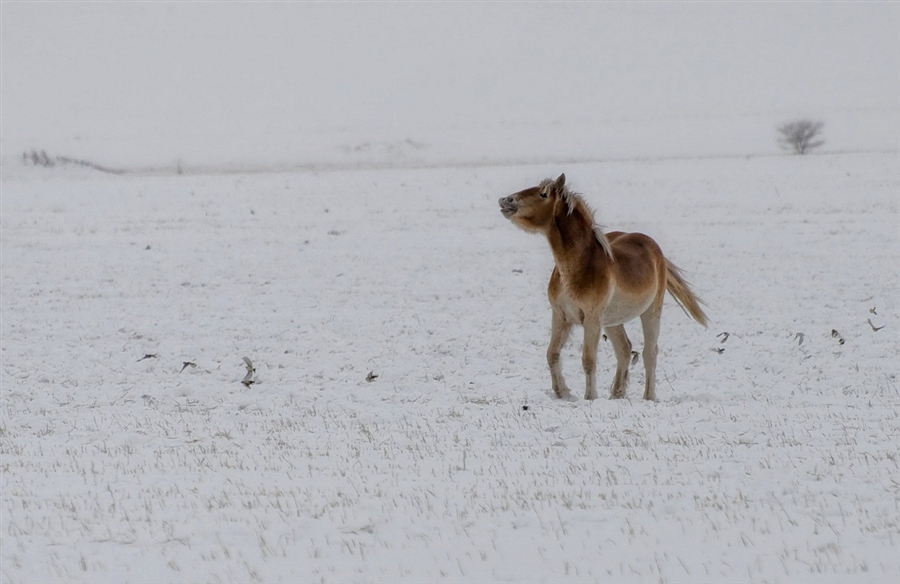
[665,260,709,327]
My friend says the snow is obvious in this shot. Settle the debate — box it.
[2,3,899,584]
[3,153,898,583]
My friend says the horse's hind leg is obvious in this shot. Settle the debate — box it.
[604,325,632,399]
[640,306,661,401]
[547,308,573,399]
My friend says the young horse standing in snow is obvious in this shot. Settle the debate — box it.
[499,174,708,401]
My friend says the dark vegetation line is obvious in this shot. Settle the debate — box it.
[21,150,125,175]
[20,147,897,178]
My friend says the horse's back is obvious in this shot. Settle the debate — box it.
[607,231,660,250]
[607,232,666,293]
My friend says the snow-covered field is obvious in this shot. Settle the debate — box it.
[3,150,898,583]
[3,2,900,583]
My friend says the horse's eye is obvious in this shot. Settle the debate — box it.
[540,192,548,199]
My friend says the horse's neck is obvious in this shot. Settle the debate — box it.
[547,204,602,273]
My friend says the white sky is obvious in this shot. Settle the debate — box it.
[2,2,898,164]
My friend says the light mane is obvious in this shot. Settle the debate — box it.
[541,179,615,261]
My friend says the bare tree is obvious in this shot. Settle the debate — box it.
[777,119,825,155]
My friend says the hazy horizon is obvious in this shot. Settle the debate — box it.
[3,2,898,168]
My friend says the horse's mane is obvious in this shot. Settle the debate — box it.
[540,179,615,261]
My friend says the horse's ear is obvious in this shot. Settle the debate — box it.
[555,173,566,192]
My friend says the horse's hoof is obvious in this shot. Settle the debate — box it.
[553,386,572,399]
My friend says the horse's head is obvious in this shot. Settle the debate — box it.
[499,173,567,232]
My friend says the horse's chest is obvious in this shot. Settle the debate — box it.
[555,293,586,324]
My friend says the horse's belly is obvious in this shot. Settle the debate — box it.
[601,288,655,326]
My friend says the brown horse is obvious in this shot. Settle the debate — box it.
[499,174,708,401]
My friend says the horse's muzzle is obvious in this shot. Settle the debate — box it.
[499,196,517,218]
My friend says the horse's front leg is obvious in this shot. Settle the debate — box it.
[582,315,603,400]
[547,307,573,399]
[604,324,632,399]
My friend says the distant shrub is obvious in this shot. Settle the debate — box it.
[776,119,825,155]
[21,149,124,174]
[23,149,55,167]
